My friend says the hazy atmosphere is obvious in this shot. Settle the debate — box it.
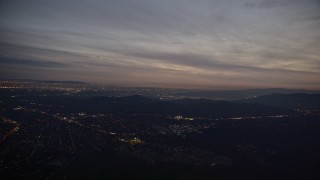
[1,1,320,179]
[1,0,320,89]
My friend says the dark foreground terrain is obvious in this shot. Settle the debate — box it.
[1,84,320,179]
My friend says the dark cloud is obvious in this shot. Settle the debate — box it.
[304,15,320,21]
[0,56,70,68]
[245,0,296,8]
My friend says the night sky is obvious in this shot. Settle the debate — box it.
[0,0,319,89]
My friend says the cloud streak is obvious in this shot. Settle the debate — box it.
[0,0,319,89]
[0,56,70,68]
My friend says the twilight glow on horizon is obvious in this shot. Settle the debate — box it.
[0,0,320,89]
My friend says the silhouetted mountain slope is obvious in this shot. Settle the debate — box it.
[238,93,320,109]
[32,95,294,118]
[175,89,320,100]
[2,88,320,180]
